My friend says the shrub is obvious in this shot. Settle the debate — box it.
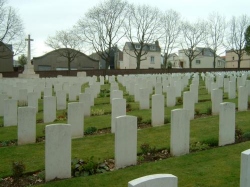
[142,119,151,125]
[91,109,105,116]
[243,132,250,141]
[71,157,109,177]
[83,156,99,175]
[206,106,212,115]
[126,95,134,102]
[140,143,156,155]
[201,138,218,147]
[12,161,25,179]
[164,117,170,124]
[235,126,243,143]
[137,116,143,124]
[126,103,132,112]
[176,97,183,105]
[84,127,97,135]
[99,89,110,98]
[190,142,210,152]
[195,108,200,115]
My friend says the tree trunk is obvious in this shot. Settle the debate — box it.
[189,58,192,68]
[213,55,216,68]
[136,56,140,70]
[238,59,241,69]
[164,57,167,69]
[67,58,71,76]
[103,57,111,76]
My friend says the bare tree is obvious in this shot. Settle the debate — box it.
[76,0,128,70]
[160,9,181,69]
[205,12,226,68]
[225,15,250,69]
[123,4,162,70]
[0,0,25,59]
[180,20,206,68]
[45,29,83,73]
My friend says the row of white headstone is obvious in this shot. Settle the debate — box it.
[43,101,246,185]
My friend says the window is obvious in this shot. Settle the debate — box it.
[150,46,156,50]
[196,60,201,64]
[217,60,223,67]
[232,56,234,60]
[150,56,155,64]
[38,65,51,71]
[135,44,140,49]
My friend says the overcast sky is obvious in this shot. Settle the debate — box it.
[7,0,250,59]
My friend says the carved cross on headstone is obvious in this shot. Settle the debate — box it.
[25,34,34,65]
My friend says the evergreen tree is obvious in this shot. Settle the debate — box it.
[18,54,27,67]
[245,25,250,55]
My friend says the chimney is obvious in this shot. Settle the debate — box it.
[155,40,159,47]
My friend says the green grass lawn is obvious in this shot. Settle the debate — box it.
[0,76,250,187]
[36,141,250,187]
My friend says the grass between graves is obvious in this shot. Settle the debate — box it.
[0,111,249,180]
[0,78,250,186]
[36,141,250,187]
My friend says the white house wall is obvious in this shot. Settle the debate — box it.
[179,51,225,68]
[123,46,161,69]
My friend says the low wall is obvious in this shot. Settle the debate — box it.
[1,68,250,78]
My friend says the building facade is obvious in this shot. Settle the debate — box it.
[89,47,123,69]
[178,47,225,68]
[122,41,161,69]
[33,49,99,71]
[225,50,250,68]
[0,42,13,72]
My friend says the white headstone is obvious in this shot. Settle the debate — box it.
[28,92,38,113]
[228,81,236,99]
[151,94,164,126]
[56,90,67,110]
[166,86,176,107]
[79,93,91,117]
[110,90,123,104]
[69,84,78,101]
[115,115,137,169]
[4,99,17,126]
[128,174,178,187]
[134,84,140,102]
[219,102,235,146]
[45,124,71,182]
[190,84,198,103]
[111,98,126,133]
[67,102,84,138]
[155,83,162,95]
[170,109,190,156]
[84,87,94,106]
[18,107,36,145]
[183,91,194,120]
[18,89,28,105]
[43,96,56,123]
[240,149,250,187]
[238,86,248,111]
[224,78,229,93]
[211,89,223,115]
[139,88,150,110]
[174,81,181,97]
[43,87,52,97]
[0,93,7,116]
[246,80,250,96]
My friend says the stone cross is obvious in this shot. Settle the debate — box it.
[25,34,34,65]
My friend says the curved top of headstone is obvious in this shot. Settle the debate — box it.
[128,174,177,187]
